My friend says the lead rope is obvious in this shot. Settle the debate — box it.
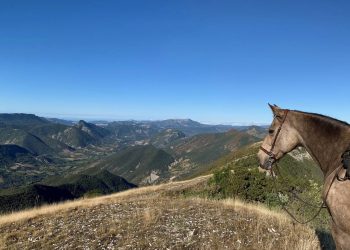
[273,164,326,209]
[269,162,342,224]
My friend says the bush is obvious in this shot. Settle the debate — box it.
[208,154,314,208]
[209,166,279,204]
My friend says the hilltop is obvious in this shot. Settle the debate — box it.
[0,113,49,128]
[170,129,259,165]
[0,175,320,249]
[166,129,260,179]
[92,144,175,185]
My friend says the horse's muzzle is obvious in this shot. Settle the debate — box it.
[260,157,275,170]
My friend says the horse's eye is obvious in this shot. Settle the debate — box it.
[269,129,274,134]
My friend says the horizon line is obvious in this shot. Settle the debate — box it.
[0,111,269,127]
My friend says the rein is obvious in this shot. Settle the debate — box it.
[269,162,343,224]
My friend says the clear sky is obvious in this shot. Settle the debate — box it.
[1,1,350,124]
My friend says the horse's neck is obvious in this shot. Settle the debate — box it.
[293,113,350,177]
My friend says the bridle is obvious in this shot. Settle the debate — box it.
[259,109,289,170]
[258,108,339,224]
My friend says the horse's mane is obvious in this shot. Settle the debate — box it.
[291,110,350,142]
[293,110,350,128]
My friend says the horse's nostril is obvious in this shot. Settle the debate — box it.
[259,163,269,170]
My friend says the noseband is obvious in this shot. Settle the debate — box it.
[260,109,289,169]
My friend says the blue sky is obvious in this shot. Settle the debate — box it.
[1,1,350,124]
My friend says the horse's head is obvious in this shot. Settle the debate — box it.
[258,104,300,170]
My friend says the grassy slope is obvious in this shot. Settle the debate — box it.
[0,175,320,250]
[75,120,110,139]
[0,127,53,155]
[105,122,159,140]
[0,144,62,189]
[93,145,175,184]
[0,145,35,165]
[0,113,49,128]
[150,129,186,148]
[170,129,260,165]
[29,123,98,149]
[200,142,323,183]
[166,132,260,181]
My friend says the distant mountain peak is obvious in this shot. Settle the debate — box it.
[75,120,110,139]
[76,120,89,127]
[77,120,88,124]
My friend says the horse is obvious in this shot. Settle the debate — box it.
[257,104,350,249]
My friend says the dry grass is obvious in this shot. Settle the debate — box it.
[0,175,210,226]
[0,174,321,249]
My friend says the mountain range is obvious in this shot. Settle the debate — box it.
[0,113,267,211]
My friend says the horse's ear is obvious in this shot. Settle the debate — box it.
[268,103,284,118]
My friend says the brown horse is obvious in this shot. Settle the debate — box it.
[258,104,350,249]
